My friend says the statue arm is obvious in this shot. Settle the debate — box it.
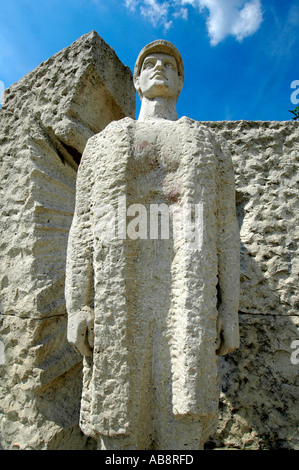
[215,139,240,356]
[65,138,96,357]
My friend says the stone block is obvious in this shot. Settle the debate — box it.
[208,314,299,449]
[202,121,299,449]
[1,32,298,449]
[0,31,135,450]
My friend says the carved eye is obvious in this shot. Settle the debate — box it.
[143,60,155,70]
[165,62,174,69]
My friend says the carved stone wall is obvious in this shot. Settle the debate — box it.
[0,32,298,450]
[203,121,299,450]
[0,31,135,450]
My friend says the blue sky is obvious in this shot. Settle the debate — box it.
[0,0,298,120]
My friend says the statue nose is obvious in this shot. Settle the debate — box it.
[154,60,164,70]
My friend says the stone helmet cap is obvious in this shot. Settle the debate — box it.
[134,39,184,81]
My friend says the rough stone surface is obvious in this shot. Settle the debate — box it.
[0,31,135,450]
[0,29,298,450]
[65,117,240,449]
[202,121,299,450]
[205,121,298,318]
[212,314,299,450]
[65,42,240,450]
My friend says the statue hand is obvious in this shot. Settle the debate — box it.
[216,305,239,356]
[67,306,94,357]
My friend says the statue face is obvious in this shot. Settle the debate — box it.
[135,52,183,100]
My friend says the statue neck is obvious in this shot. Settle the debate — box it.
[137,96,179,121]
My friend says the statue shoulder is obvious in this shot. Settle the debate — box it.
[177,117,233,167]
[177,116,222,146]
[82,117,135,158]
[177,116,217,138]
[88,117,135,145]
[101,117,136,137]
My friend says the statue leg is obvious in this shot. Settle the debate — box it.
[157,415,218,450]
[152,414,217,450]
[97,434,138,450]
[151,335,218,450]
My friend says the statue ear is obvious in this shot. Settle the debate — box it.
[134,76,140,92]
[134,76,142,99]
[178,76,184,95]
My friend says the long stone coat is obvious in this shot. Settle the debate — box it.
[65,116,240,440]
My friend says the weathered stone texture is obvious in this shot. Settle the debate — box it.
[0,29,298,449]
[0,31,135,450]
[202,121,299,449]
[65,117,239,449]
[215,314,299,450]
[205,121,298,317]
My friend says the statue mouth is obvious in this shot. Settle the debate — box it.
[151,72,168,80]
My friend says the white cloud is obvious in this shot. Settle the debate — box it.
[173,7,188,20]
[232,1,263,40]
[0,80,5,107]
[124,0,139,11]
[124,0,263,44]
[140,0,173,29]
[182,0,263,45]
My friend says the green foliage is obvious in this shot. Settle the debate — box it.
[289,106,299,120]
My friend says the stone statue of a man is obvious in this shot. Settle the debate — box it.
[65,40,240,450]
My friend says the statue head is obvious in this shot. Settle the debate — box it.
[134,40,184,102]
